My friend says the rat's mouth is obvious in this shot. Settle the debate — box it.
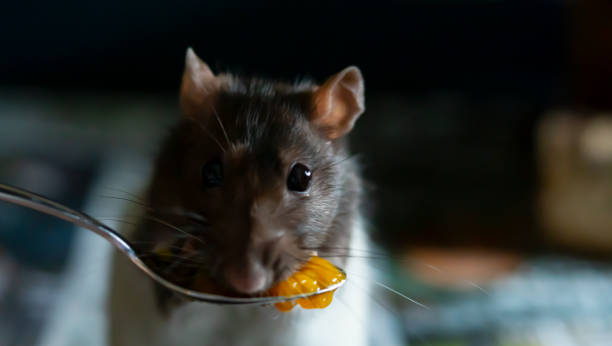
[144,248,345,309]
[141,241,345,311]
[142,245,268,298]
[141,247,235,297]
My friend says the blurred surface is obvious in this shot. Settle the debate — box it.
[538,113,612,254]
[1,1,612,345]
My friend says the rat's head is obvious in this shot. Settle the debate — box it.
[146,48,364,295]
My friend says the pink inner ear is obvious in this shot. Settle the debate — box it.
[312,66,365,139]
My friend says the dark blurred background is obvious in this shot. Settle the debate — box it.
[2,1,569,94]
[2,1,612,345]
[0,0,573,250]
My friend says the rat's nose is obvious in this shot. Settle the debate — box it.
[225,261,267,294]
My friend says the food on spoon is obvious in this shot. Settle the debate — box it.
[266,256,345,312]
[151,245,344,310]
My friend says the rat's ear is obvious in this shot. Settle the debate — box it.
[311,66,365,139]
[180,47,218,118]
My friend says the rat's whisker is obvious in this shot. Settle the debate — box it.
[130,241,193,251]
[156,208,209,224]
[97,195,154,211]
[412,260,491,296]
[309,254,399,277]
[317,154,361,171]
[141,215,207,245]
[290,253,430,310]
[95,196,208,229]
[303,253,390,261]
[211,105,231,147]
[346,267,430,310]
[304,246,490,296]
[159,253,208,274]
[97,214,208,240]
[344,277,398,317]
[328,290,369,330]
[97,218,140,227]
[299,268,394,317]
[94,196,208,229]
[136,252,207,265]
[300,245,388,257]
[370,280,430,310]
[193,119,226,153]
[100,186,145,203]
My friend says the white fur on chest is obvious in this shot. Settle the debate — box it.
[108,218,371,346]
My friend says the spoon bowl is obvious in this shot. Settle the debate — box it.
[0,183,346,305]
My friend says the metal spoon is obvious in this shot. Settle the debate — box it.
[0,183,345,305]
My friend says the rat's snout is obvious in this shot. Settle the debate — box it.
[222,234,284,294]
[221,197,287,294]
[224,259,268,294]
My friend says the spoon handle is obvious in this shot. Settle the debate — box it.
[0,183,225,302]
[0,183,134,256]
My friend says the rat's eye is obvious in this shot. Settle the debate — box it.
[201,158,223,188]
[287,163,311,192]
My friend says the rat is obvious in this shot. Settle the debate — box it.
[107,48,373,346]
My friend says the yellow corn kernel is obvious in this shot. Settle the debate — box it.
[307,291,334,309]
[271,277,298,311]
[292,272,319,294]
[267,256,345,312]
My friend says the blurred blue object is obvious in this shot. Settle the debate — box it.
[0,156,98,271]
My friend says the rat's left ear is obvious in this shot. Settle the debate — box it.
[311,66,365,139]
[180,47,218,119]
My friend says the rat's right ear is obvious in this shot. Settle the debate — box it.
[310,66,365,140]
[180,48,218,119]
